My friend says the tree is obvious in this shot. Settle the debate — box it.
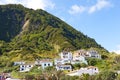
[96,70,118,80]
[25,74,35,80]
[116,74,120,80]
[114,55,120,63]
[55,70,65,80]
[81,74,90,80]
[101,54,108,59]
[45,66,56,72]
[87,58,99,66]
[72,63,81,70]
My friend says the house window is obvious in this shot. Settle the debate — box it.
[92,56,95,57]
[21,68,24,71]
[48,64,50,66]
[67,67,70,69]
[29,65,31,67]
[44,64,46,66]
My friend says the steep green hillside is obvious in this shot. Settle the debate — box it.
[0,4,105,60]
[0,4,26,41]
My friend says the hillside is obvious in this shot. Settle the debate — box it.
[0,4,105,60]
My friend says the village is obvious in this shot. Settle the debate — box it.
[19,49,100,73]
[1,49,101,79]
[0,49,102,80]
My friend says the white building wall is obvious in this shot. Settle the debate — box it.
[14,62,25,65]
[20,64,34,72]
[56,65,72,71]
[73,56,88,64]
[41,62,53,69]
[78,67,99,75]
[86,51,101,59]
[60,52,73,60]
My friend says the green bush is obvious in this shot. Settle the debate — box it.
[95,70,118,80]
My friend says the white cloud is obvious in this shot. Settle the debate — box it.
[114,50,120,54]
[69,0,112,15]
[88,0,111,14]
[113,45,120,54]
[69,5,86,14]
[0,0,55,10]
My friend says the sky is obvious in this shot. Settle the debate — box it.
[0,0,120,53]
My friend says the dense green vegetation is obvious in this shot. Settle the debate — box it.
[0,4,26,42]
[0,4,105,60]
[1,4,120,80]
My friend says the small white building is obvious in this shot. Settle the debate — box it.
[20,63,34,72]
[60,51,73,60]
[54,58,64,65]
[74,49,101,59]
[74,49,87,57]
[78,66,99,75]
[35,59,53,69]
[54,58,71,65]
[73,56,88,64]
[86,50,101,59]
[14,61,25,65]
[68,66,99,76]
[40,59,53,69]
[56,64,72,71]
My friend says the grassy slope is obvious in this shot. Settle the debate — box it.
[0,4,105,60]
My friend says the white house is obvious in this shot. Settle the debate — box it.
[20,63,34,72]
[86,50,101,59]
[14,61,25,65]
[54,58,63,65]
[73,55,88,64]
[56,64,72,71]
[68,66,99,76]
[35,59,53,69]
[40,59,53,69]
[54,58,71,65]
[60,51,73,60]
[74,49,101,59]
[78,66,99,75]
[74,49,87,57]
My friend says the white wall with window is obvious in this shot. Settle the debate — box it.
[60,51,73,60]
[41,61,53,69]
[20,64,34,72]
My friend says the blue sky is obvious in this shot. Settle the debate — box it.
[0,0,120,53]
